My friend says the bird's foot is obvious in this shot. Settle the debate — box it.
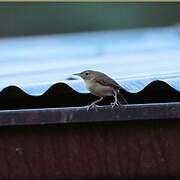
[87,103,99,112]
[111,101,120,109]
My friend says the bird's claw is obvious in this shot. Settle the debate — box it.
[87,103,99,112]
[111,101,120,109]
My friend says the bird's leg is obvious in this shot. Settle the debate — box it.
[87,97,103,111]
[111,91,119,108]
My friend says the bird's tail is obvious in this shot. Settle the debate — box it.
[117,91,128,104]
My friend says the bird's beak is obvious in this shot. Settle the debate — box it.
[73,73,81,76]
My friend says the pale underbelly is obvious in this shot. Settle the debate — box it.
[86,82,114,97]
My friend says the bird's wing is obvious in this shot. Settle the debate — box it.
[94,72,122,89]
[95,72,127,104]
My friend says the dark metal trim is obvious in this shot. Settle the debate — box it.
[0,102,179,126]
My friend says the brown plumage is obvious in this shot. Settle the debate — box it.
[94,71,122,90]
[73,70,127,110]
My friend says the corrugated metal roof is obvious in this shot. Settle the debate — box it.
[1,25,180,95]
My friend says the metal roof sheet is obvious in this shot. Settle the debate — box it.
[1,25,180,95]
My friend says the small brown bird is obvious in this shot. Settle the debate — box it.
[73,70,127,110]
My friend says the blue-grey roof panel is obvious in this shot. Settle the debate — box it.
[0,26,180,95]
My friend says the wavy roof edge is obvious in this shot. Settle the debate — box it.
[0,80,179,97]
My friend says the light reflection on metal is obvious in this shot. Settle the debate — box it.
[0,26,180,95]
[0,102,179,126]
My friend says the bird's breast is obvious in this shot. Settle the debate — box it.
[84,80,114,97]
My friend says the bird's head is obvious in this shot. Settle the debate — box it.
[73,70,96,81]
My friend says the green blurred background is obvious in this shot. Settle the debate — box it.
[0,2,180,37]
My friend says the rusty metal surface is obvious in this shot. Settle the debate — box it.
[0,102,179,126]
[0,25,180,95]
[0,120,180,179]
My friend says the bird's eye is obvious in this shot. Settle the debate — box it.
[85,72,89,76]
